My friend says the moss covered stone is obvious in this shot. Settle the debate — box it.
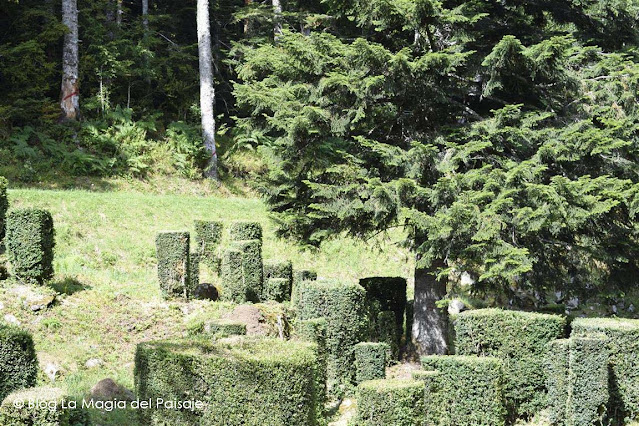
[6,209,55,285]
[229,239,263,302]
[135,337,326,425]
[0,177,7,242]
[453,308,566,419]
[355,379,425,426]
[194,220,223,270]
[298,279,367,389]
[421,355,506,426]
[566,337,608,426]
[546,339,570,425]
[359,277,407,348]
[0,387,89,426]
[355,342,387,384]
[0,324,38,401]
[155,231,190,299]
[228,221,262,241]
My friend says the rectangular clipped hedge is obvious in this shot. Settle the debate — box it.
[292,269,317,304]
[421,355,506,426]
[194,220,223,270]
[354,342,388,384]
[453,308,566,419]
[0,324,38,401]
[298,279,367,390]
[264,260,293,301]
[230,239,263,302]
[220,248,244,302]
[135,337,325,425]
[155,231,190,298]
[546,339,570,425]
[188,252,200,296]
[228,221,262,241]
[377,310,399,362]
[355,379,425,426]
[264,278,289,302]
[566,337,608,426]
[6,209,55,285]
[571,317,639,422]
[0,387,89,426]
[0,176,7,241]
[359,277,407,349]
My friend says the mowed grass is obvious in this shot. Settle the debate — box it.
[1,188,412,425]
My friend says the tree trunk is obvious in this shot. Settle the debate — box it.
[142,0,149,32]
[197,0,218,180]
[116,0,123,26]
[60,0,79,121]
[244,0,252,34]
[412,257,449,355]
[272,0,282,37]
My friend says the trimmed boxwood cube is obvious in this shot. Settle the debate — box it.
[421,355,506,426]
[264,260,293,300]
[0,387,89,426]
[228,221,262,241]
[298,279,367,389]
[566,337,608,426]
[355,379,425,426]
[411,370,441,405]
[229,239,263,302]
[6,209,55,285]
[453,308,566,419]
[295,318,328,368]
[135,337,326,425]
[291,269,318,304]
[0,177,7,241]
[360,277,407,346]
[194,220,223,270]
[263,278,289,302]
[220,248,244,302]
[155,231,190,299]
[546,339,570,425]
[188,252,200,296]
[0,324,38,401]
[355,342,387,384]
[377,310,399,362]
[571,318,639,422]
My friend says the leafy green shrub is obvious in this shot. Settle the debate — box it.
[453,308,566,419]
[188,252,200,296]
[359,277,407,347]
[295,318,328,374]
[228,221,262,241]
[194,220,223,270]
[566,337,608,426]
[220,248,244,302]
[377,311,399,362]
[135,337,326,425]
[421,355,506,426]
[0,324,38,401]
[6,209,55,284]
[571,318,639,422]
[0,387,89,426]
[0,177,7,241]
[203,319,247,337]
[264,260,293,300]
[264,278,289,302]
[355,379,425,426]
[411,370,441,404]
[165,121,209,178]
[545,339,570,425]
[297,279,367,390]
[354,342,387,384]
[229,239,263,302]
[155,231,190,299]
[291,269,317,304]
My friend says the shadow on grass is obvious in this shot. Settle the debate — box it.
[49,277,92,295]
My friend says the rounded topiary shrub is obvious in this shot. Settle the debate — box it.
[6,209,55,285]
[0,324,38,401]
[355,379,425,426]
[135,337,326,426]
[0,387,89,426]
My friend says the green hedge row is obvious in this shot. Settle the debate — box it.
[359,277,406,351]
[228,221,262,241]
[155,231,190,298]
[0,387,89,426]
[291,269,317,304]
[0,324,38,401]
[355,379,424,426]
[377,311,399,362]
[203,319,247,337]
[354,342,387,384]
[546,339,570,425]
[263,260,293,301]
[135,337,326,425]
[297,280,367,390]
[220,248,243,302]
[0,177,7,241]
[194,220,223,270]
[453,308,566,419]
[230,240,263,302]
[421,355,506,426]
[6,209,55,285]
[264,278,289,302]
[188,252,200,295]
[567,337,608,426]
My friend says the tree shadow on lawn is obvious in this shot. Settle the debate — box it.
[49,277,92,296]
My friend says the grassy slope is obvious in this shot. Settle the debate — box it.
[1,188,412,425]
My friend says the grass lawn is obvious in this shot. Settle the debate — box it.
[1,187,412,425]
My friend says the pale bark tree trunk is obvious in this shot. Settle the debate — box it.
[197,0,218,180]
[412,257,449,355]
[272,0,282,37]
[116,0,123,26]
[60,0,79,121]
[142,0,149,32]
[244,0,252,34]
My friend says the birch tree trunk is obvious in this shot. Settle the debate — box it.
[197,0,218,180]
[412,257,449,355]
[60,0,79,121]
[244,0,252,34]
[116,0,123,26]
[142,0,149,32]
[272,0,282,37]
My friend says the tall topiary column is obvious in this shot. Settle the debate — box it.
[359,277,407,349]
[263,260,293,301]
[229,239,263,302]
[0,177,7,242]
[155,231,190,299]
[194,220,223,270]
[291,269,318,305]
[6,209,55,285]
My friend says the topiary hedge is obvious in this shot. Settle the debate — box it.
[264,278,289,302]
[194,220,223,270]
[220,248,243,302]
[291,269,317,304]
[203,319,247,337]
[355,379,425,426]
[230,239,263,302]
[0,177,7,242]
[359,277,407,348]
[0,324,38,401]
[264,260,293,301]
[135,337,326,425]
[566,337,608,426]
[377,310,399,362]
[546,339,570,425]
[0,387,89,426]
[453,308,566,419]
[188,252,200,296]
[6,209,55,285]
[155,231,190,299]
[571,317,639,422]
[354,342,387,384]
[297,279,367,390]
[421,355,506,426]
[229,221,262,241]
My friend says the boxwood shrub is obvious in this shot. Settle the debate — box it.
[421,355,506,426]
[155,231,190,299]
[228,221,262,241]
[220,248,244,302]
[359,277,406,347]
[264,260,293,301]
[291,269,317,304]
[545,339,570,425]
[135,337,326,425]
[230,239,263,302]
[263,278,289,302]
[194,220,223,270]
[203,319,247,338]
[0,324,38,401]
[0,177,7,241]
[377,310,399,362]
[453,308,566,419]
[6,209,55,285]
[188,252,200,296]
[0,387,89,426]
[355,379,424,426]
[566,337,608,426]
[354,342,388,384]
[297,279,367,389]
[571,317,639,422]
